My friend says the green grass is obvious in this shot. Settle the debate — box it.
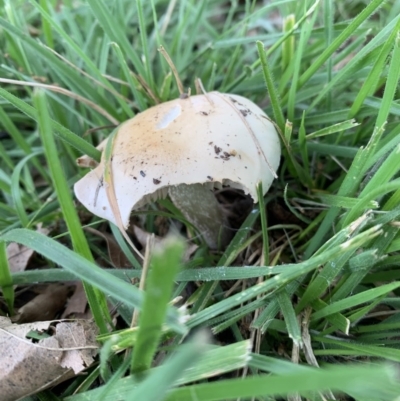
[1,0,400,400]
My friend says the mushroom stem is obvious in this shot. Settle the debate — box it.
[168,183,231,249]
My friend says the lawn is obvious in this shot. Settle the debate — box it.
[0,0,400,400]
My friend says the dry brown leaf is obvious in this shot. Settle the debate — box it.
[6,242,35,274]
[0,317,98,401]
[6,225,50,273]
[62,281,89,319]
[13,283,73,323]
[56,320,98,372]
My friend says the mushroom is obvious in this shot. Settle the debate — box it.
[74,92,281,251]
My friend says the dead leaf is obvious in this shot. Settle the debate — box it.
[6,242,35,274]
[6,225,50,273]
[13,283,73,323]
[62,281,89,319]
[56,320,98,372]
[0,317,98,401]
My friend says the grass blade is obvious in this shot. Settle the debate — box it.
[85,0,146,79]
[0,228,185,333]
[131,238,184,373]
[0,241,14,314]
[67,340,251,401]
[297,0,385,90]
[33,89,110,333]
[256,41,285,131]
[128,331,208,401]
[0,87,100,161]
[166,364,397,401]
[276,288,302,346]
[312,282,400,320]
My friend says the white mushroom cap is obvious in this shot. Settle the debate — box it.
[74,92,281,228]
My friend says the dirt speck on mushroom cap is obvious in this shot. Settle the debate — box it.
[74,92,281,228]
